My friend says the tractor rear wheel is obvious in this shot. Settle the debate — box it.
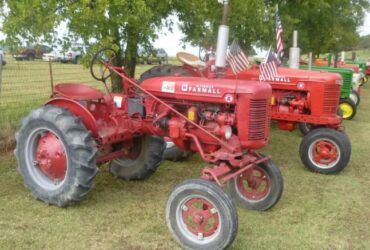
[166,179,238,250]
[139,65,192,83]
[350,90,360,106]
[227,157,284,211]
[163,139,191,162]
[15,105,98,207]
[109,135,165,180]
[339,98,356,120]
[299,128,351,174]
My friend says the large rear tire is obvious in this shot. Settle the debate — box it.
[139,65,192,83]
[166,179,238,250]
[299,128,351,174]
[109,135,165,180]
[15,105,98,207]
[227,157,284,211]
[163,140,191,162]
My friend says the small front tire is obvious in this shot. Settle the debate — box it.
[228,157,284,211]
[299,128,351,174]
[166,179,238,250]
[339,98,356,120]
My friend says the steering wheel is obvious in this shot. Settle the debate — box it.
[90,48,118,82]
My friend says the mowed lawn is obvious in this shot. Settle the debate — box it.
[0,57,370,249]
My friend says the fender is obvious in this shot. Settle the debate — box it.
[46,97,98,136]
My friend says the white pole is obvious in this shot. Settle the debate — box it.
[289,30,300,69]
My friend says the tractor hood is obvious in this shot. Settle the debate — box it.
[140,76,271,105]
[232,66,342,85]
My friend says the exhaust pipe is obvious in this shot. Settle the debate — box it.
[215,1,230,69]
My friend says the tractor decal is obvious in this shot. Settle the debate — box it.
[180,83,221,94]
[161,81,176,93]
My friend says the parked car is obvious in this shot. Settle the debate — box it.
[42,50,63,62]
[0,47,6,66]
[138,47,168,64]
[156,48,168,64]
[13,44,52,61]
[60,46,84,64]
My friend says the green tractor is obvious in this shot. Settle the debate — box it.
[300,65,357,120]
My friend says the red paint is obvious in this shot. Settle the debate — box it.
[278,121,296,131]
[181,198,220,237]
[36,132,67,181]
[54,83,104,101]
[311,140,338,165]
[236,166,270,200]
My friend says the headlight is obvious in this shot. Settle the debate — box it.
[224,126,232,140]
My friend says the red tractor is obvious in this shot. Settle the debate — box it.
[142,53,351,174]
[15,44,284,248]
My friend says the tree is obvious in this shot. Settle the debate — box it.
[176,0,369,58]
[1,0,173,91]
[174,0,270,53]
[270,0,370,57]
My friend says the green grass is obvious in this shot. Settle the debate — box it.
[0,56,370,249]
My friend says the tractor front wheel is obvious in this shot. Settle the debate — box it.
[15,105,98,207]
[299,128,351,174]
[166,179,238,250]
[339,98,356,120]
[227,157,284,211]
[109,135,165,180]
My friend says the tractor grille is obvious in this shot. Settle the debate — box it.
[323,84,340,114]
[341,72,352,97]
[248,99,268,141]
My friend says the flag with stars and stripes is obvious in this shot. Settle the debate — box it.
[226,40,250,74]
[276,7,284,61]
[259,48,279,81]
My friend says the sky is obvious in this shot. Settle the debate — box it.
[1,13,370,56]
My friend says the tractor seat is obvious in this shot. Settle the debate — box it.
[176,52,206,68]
[54,83,104,101]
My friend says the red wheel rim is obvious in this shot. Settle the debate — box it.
[236,166,270,200]
[181,198,220,239]
[311,140,339,166]
[35,132,67,182]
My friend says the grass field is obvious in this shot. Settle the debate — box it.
[0,55,370,249]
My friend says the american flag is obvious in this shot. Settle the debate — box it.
[276,8,284,60]
[226,40,250,74]
[260,48,279,81]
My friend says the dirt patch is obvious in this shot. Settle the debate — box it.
[0,123,16,153]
